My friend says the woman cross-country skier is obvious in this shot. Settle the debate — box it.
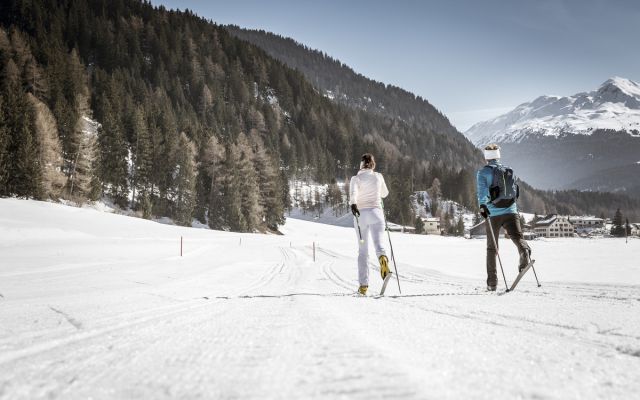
[349,153,390,295]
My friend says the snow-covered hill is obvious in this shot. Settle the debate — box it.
[1,198,640,398]
[466,77,640,145]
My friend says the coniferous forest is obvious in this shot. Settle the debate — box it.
[1,0,639,231]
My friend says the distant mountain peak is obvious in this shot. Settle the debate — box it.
[465,77,640,145]
[597,76,640,101]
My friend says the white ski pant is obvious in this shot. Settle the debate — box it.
[354,208,387,286]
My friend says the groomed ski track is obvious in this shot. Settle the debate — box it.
[0,199,639,399]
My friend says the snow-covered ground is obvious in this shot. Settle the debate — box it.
[1,198,639,399]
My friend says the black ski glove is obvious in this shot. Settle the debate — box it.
[480,204,490,219]
[351,204,360,217]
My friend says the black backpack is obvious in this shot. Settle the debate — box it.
[486,164,519,208]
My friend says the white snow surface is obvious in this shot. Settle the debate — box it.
[466,77,640,145]
[1,198,639,399]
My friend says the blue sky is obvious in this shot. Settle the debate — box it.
[153,0,640,130]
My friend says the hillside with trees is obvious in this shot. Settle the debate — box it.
[1,0,639,231]
[227,27,640,221]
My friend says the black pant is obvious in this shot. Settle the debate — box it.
[485,213,531,288]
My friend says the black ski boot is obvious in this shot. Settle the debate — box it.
[519,248,532,273]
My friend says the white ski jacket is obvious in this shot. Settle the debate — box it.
[349,169,389,209]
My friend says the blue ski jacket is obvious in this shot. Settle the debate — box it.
[476,160,518,217]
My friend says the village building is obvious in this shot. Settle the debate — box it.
[534,215,575,238]
[386,222,416,233]
[422,217,441,235]
[569,216,604,234]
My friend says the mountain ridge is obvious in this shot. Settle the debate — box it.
[226,26,474,148]
[466,77,640,145]
[464,77,640,195]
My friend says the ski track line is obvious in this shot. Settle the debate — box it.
[321,260,355,292]
[318,244,640,305]
[213,246,298,299]
[378,294,640,359]
[1,244,279,363]
[0,247,273,347]
[236,260,286,297]
[1,302,237,400]
[317,245,473,288]
[319,249,640,354]
[0,298,228,366]
[47,307,83,331]
[39,253,393,399]
[527,282,640,303]
[50,305,235,398]
[320,246,486,298]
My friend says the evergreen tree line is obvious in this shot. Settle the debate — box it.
[227,25,640,222]
[227,26,474,156]
[0,0,481,229]
[1,0,639,231]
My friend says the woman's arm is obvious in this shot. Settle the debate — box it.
[349,176,358,205]
[379,174,389,198]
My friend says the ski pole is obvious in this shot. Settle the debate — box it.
[355,214,364,244]
[381,200,402,294]
[531,262,542,287]
[486,216,509,292]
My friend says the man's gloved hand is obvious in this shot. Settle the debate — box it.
[351,204,360,217]
[480,204,490,219]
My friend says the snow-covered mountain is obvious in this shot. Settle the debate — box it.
[464,77,640,194]
[466,77,640,145]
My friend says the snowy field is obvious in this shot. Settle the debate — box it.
[1,199,639,399]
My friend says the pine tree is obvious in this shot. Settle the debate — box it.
[130,106,152,208]
[456,216,465,236]
[428,177,441,217]
[173,132,197,226]
[151,99,179,216]
[204,134,225,229]
[249,132,284,230]
[97,98,129,207]
[22,51,48,99]
[611,208,626,237]
[29,94,65,198]
[415,216,424,234]
[472,212,482,226]
[2,59,42,198]
[236,133,261,231]
[221,142,244,231]
[0,94,8,193]
[71,118,100,201]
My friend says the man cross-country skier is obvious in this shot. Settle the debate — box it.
[349,153,390,295]
[476,144,531,291]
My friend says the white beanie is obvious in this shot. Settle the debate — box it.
[484,148,501,160]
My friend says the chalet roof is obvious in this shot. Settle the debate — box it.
[535,214,575,227]
[535,214,557,227]
[569,216,604,222]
